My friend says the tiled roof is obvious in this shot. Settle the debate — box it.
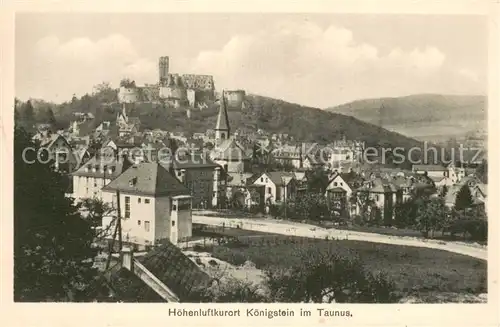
[211,138,251,161]
[102,162,189,197]
[139,243,212,300]
[72,155,134,179]
[429,176,446,183]
[109,243,211,302]
[171,152,219,169]
[358,178,399,193]
[264,171,295,186]
[412,164,447,172]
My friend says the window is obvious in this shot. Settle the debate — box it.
[144,221,150,232]
[267,187,272,194]
[172,220,176,227]
[173,204,177,210]
[124,196,130,218]
[145,199,150,204]
[138,198,141,203]
[265,178,268,183]
[334,182,338,186]
[138,220,141,226]
[261,177,264,182]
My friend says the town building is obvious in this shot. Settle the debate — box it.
[71,151,134,201]
[325,172,364,217]
[355,178,402,225]
[161,151,221,209]
[101,162,192,246]
[253,171,297,204]
[210,93,252,173]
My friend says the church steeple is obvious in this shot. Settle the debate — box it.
[215,90,230,141]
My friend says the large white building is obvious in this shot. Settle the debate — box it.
[71,151,134,201]
[101,162,192,246]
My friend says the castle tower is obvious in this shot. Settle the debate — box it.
[159,56,169,82]
[215,90,230,142]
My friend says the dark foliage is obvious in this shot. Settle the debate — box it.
[264,248,399,303]
[14,127,101,301]
[454,185,474,210]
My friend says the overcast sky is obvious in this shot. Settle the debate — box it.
[15,13,487,108]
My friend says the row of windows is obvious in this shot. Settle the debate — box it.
[123,196,151,219]
[137,220,151,232]
[137,219,176,231]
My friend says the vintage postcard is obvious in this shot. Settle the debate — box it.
[1,0,499,326]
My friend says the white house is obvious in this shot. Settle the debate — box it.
[253,171,296,204]
[101,162,192,246]
[71,152,133,201]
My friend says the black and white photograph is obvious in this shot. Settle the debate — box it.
[10,7,493,310]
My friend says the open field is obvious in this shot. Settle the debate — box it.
[203,234,487,299]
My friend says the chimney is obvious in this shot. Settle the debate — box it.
[122,247,134,272]
[179,169,186,183]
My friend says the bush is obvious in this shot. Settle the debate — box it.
[193,244,214,252]
[264,249,400,303]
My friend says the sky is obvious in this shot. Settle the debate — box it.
[15,13,488,108]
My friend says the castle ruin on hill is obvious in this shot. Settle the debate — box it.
[118,56,246,109]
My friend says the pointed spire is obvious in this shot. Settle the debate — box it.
[121,103,128,122]
[215,90,230,134]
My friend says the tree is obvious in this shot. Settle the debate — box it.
[18,100,36,132]
[305,167,330,194]
[75,198,115,240]
[440,185,448,198]
[293,193,329,221]
[120,78,136,88]
[93,82,118,104]
[38,108,58,128]
[191,277,268,303]
[264,249,399,303]
[454,185,474,211]
[476,160,488,184]
[14,127,102,301]
[415,197,447,238]
[351,191,375,225]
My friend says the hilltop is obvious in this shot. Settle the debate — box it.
[326,94,487,144]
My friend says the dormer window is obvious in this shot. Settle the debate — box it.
[129,177,138,187]
[85,166,90,172]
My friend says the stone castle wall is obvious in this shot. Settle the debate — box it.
[117,56,218,106]
[118,87,140,103]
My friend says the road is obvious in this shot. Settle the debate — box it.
[192,214,487,260]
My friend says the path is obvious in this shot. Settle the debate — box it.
[192,214,487,260]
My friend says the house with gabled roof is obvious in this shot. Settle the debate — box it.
[253,171,297,204]
[71,152,134,201]
[354,178,402,225]
[159,151,222,209]
[101,162,192,246]
[325,172,365,217]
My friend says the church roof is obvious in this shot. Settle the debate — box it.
[215,92,230,132]
[211,138,251,161]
